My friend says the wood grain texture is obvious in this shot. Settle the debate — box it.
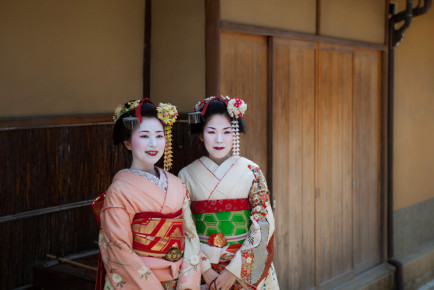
[272,38,316,290]
[316,44,354,287]
[220,30,269,176]
[353,49,382,273]
[0,117,201,289]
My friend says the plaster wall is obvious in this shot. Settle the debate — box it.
[393,0,434,209]
[150,0,205,113]
[0,0,144,117]
[320,0,386,43]
[221,0,316,33]
[221,0,386,43]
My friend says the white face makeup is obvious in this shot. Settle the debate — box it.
[124,117,165,174]
[202,114,233,165]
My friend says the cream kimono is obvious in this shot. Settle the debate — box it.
[97,169,201,290]
[179,157,279,290]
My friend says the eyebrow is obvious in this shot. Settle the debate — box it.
[207,127,232,130]
[139,130,164,133]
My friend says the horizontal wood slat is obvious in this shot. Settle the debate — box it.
[0,115,113,131]
[221,21,387,51]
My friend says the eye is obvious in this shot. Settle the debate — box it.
[156,134,164,138]
[224,130,232,134]
[206,130,215,134]
[140,135,149,139]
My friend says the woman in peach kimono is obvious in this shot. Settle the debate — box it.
[179,97,279,290]
[92,99,201,290]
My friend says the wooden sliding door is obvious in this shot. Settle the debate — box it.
[220,30,383,289]
[316,44,355,287]
[220,31,269,174]
[272,38,316,289]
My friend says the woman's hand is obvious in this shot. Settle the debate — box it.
[214,269,237,290]
[203,268,220,288]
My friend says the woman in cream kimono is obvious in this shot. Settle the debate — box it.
[92,99,201,290]
[179,97,279,290]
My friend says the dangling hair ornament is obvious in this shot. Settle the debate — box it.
[157,103,178,171]
[227,98,247,158]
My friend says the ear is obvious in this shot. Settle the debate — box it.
[199,133,204,142]
[123,140,132,150]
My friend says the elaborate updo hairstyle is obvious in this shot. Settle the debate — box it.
[113,100,159,145]
[190,98,246,135]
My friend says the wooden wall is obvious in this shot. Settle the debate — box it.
[0,116,202,289]
[220,31,269,175]
[272,38,316,289]
[220,29,384,289]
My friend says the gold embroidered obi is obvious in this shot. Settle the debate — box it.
[131,209,185,261]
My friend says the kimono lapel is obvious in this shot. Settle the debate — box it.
[160,172,184,213]
[113,171,169,212]
[197,156,242,200]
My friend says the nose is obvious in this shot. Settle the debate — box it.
[149,136,157,147]
[216,132,223,143]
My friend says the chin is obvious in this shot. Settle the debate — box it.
[210,151,231,160]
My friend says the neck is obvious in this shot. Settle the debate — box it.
[130,161,157,176]
[208,154,231,166]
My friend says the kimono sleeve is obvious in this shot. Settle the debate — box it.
[176,187,202,290]
[225,165,275,289]
[99,187,163,290]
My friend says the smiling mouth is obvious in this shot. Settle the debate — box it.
[214,147,225,151]
[146,151,158,156]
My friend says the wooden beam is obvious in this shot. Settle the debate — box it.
[205,0,221,96]
[316,0,321,35]
[0,115,112,131]
[143,0,152,98]
[221,21,387,51]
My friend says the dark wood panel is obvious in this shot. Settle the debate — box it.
[272,38,316,289]
[0,116,201,289]
[0,206,99,289]
[220,30,269,176]
[0,124,130,216]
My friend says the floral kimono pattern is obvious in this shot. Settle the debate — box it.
[96,169,201,290]
[179,157,279,289]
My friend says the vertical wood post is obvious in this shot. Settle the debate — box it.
[143,0,152,98]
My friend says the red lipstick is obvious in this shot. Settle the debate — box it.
[214,147,225,151]
[146,151,158,156]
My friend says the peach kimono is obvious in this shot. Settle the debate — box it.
[95,169,201,290]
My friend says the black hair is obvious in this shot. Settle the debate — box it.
[113,100,159,145]
[190,99,246,134]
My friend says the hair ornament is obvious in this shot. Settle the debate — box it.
[113,100,141,122]
[227,98,247,119]
[157,103,178,171]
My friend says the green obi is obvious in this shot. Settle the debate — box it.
[193,210,252,245]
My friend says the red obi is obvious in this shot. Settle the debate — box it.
[132,210,185,261]
[190,198,251,214]
[92,192,185,261]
